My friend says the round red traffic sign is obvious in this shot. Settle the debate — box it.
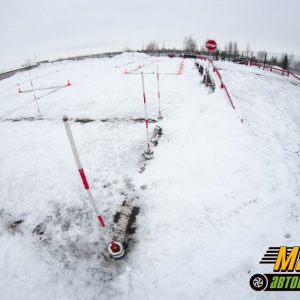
[206,40,217,51]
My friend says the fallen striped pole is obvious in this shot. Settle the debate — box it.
[141,72,154,159]
[62,115,125,259]
[156,65,163,119]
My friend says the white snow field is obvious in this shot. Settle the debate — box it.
[0,52,300,299]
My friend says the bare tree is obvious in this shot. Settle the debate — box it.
[233,41,239,54]
[292,59,300,72]
[268,56,278,66]
[21,58,32,67]
[183,35,198,53]
[146,41,159,52]
[245,42,251,57]
[288,53,295,69]
[123,46,132,52]
[199,44,206,54]
[161,41,166,52]
[280,52,294,70]
[227,41,233,53]
[257,50,267,61]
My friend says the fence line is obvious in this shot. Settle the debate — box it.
[0,52,122,81]
[2,49,300,82]
[196,55,236,110]
[237,60,300,81]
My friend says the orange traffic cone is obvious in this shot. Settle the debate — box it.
[178,69,182,75]
[67,80,71,86]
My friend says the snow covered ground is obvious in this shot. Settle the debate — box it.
[0,52,300,299]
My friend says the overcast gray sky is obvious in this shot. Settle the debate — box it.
[1,0,299,71]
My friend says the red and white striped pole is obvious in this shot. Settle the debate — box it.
[156,65,163,120]
[141,72,154,159]
[62,115,125,259]
[29,72,41,116]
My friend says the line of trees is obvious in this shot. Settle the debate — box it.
[140,36,299,72]
[141,37,241,57]
[20,36,299,73]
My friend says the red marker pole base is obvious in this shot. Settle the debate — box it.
[143,149,154,160]
[108,241,125,259]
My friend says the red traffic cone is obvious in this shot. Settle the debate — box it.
[138,65,141,69]
[124,69,128,74]
[18,88,22,93]
[67,80,71,86]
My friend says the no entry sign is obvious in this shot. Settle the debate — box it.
[206,40,217,51]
